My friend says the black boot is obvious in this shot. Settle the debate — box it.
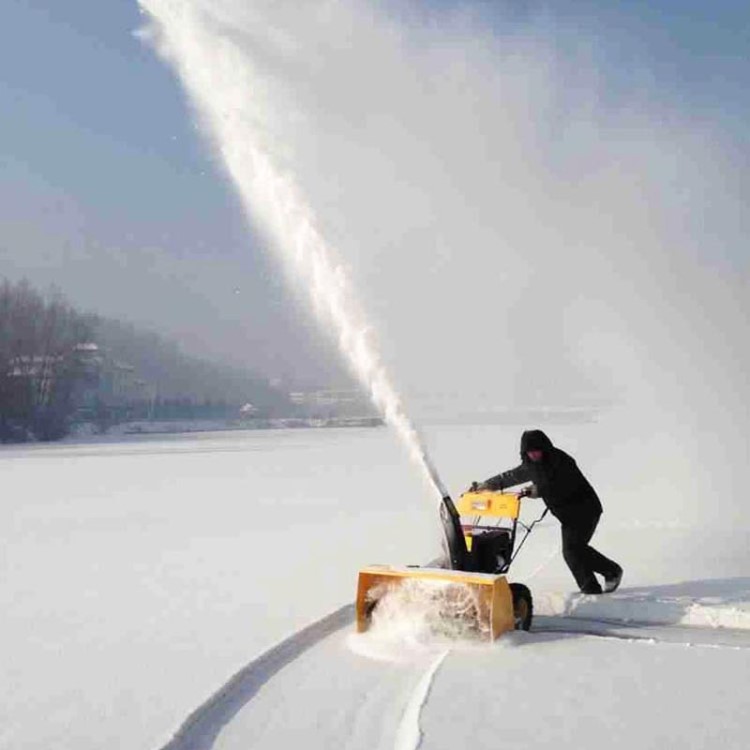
[603,566,623,594]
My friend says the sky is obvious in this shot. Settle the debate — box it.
[0,0,334,385]
[1,0,748,401]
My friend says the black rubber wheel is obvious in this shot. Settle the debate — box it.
[510,582,533,631]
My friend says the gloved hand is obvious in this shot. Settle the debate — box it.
[469,481,483,492]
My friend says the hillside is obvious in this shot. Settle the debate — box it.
[92,316,288,412]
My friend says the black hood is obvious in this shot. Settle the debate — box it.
[520,429,554,462]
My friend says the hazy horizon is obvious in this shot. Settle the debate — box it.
[134,0,748,512]
[2,1,748,419]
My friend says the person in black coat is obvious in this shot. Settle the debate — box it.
[476,429,622,594]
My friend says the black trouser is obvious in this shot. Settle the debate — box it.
[561,513,620,594]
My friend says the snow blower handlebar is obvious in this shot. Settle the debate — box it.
[510,501,549,564]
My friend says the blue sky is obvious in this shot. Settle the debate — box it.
[1,0,747,383]
[0,1,320,381]
[1,2,214,216]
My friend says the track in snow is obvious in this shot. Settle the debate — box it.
[155,602,750,750]
[534,615,750,649]
[156,604,355,750]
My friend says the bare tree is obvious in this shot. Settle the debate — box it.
[0,279,94,441]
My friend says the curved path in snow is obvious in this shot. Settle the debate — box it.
[157,604,356,750]
[156,593,750,750]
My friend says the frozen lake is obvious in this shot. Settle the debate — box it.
[2,422,749,750]
[0,427,434,749]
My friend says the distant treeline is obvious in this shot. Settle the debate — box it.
[0,278,288,442]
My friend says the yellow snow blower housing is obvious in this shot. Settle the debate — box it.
[355,491,535,639]
[456,490,520,552]
[356,565,516,639]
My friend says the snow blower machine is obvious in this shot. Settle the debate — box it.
[356,489,542,639]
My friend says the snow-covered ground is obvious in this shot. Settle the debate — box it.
[2,422,749,750]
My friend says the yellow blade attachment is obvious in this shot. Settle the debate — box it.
[356,565,515,640]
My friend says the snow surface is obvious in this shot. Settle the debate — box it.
[2,423,749,750]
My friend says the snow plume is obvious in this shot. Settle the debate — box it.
[137,1,447,500]
[138,1,748,521]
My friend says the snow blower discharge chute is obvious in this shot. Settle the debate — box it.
[356,490,543,639]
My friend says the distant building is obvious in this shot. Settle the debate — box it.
[64,343,150,416]
[239,402,258,417]
[288,388,376,418]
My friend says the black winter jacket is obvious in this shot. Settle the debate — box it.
[483,430,602,523]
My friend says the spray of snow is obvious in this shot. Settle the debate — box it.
[367,579,490,650]
[346,578,497,666]
[137,1,447,501]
